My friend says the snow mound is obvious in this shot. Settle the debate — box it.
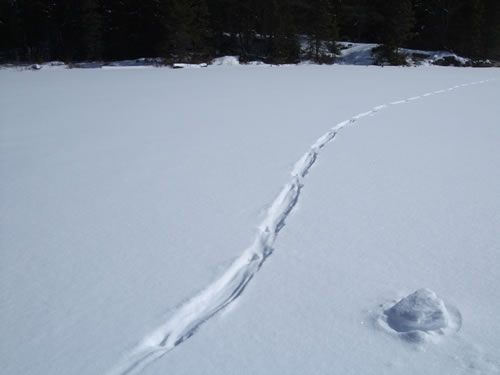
[212,56,240,66]
[377,289,461,343]
[173,63,188,69]
[385,289,449,332]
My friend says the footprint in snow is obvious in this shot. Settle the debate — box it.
[376,288,462,344]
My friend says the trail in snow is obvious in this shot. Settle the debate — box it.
[108,78,494,375]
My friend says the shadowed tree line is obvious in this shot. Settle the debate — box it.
[1,0,499,63]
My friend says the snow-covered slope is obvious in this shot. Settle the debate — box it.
[337,42,379,65]
[337,42,473,66]
[1,65,499,375]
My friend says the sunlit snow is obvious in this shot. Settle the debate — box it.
[1,64,499,375]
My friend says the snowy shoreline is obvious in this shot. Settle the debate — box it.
[2,42,497,72]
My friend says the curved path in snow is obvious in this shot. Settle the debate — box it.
[108,78,493,375]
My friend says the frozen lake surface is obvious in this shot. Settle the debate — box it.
[1,65,499,374]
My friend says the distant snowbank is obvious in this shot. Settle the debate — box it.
[336,42,488,67]
[337,42,378,65]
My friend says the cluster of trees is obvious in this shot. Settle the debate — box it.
[1,0,499,64]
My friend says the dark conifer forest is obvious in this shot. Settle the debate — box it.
[1,0,499,63]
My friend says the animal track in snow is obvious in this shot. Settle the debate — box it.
[390,99,407,105]
[108,78,494,375]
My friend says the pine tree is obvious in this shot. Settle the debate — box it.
[306,0,340,63]
[80,0,103,60]
[445,0,485,58]
[118,0,164,58]
[166,0,213,62]
[1,0,499,63]
[100,0,134,60]
[18,0,55,61]
[374,0,415,64]
[481,0,500,60]
[0,0,23,61]
[411,0,464,51]
[338,0,379,42]
[270,0,300,63]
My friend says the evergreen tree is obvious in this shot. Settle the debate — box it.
[80,0,103,60]
[166,0,213,62]
[100,0,127,59]
[269,0,300,63]
[446,0,484,58]
[481,0,500,60]
[338,0,379,42]
[0,0,23,61]
[19,0,55,61]
[305,0,339,62]
[214,0,259,59]
[122,0,164,58]
[379,0,414,48]
[374,0,415,64]
[1,0,499,63]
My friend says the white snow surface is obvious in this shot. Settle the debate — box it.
[337,42,379,65]
[1,65,500,375]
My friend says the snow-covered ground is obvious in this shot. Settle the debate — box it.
[1,65,499,375]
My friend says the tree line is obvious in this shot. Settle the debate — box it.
[1,0,499,64]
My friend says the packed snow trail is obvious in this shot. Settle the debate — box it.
[109,78,493,375]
